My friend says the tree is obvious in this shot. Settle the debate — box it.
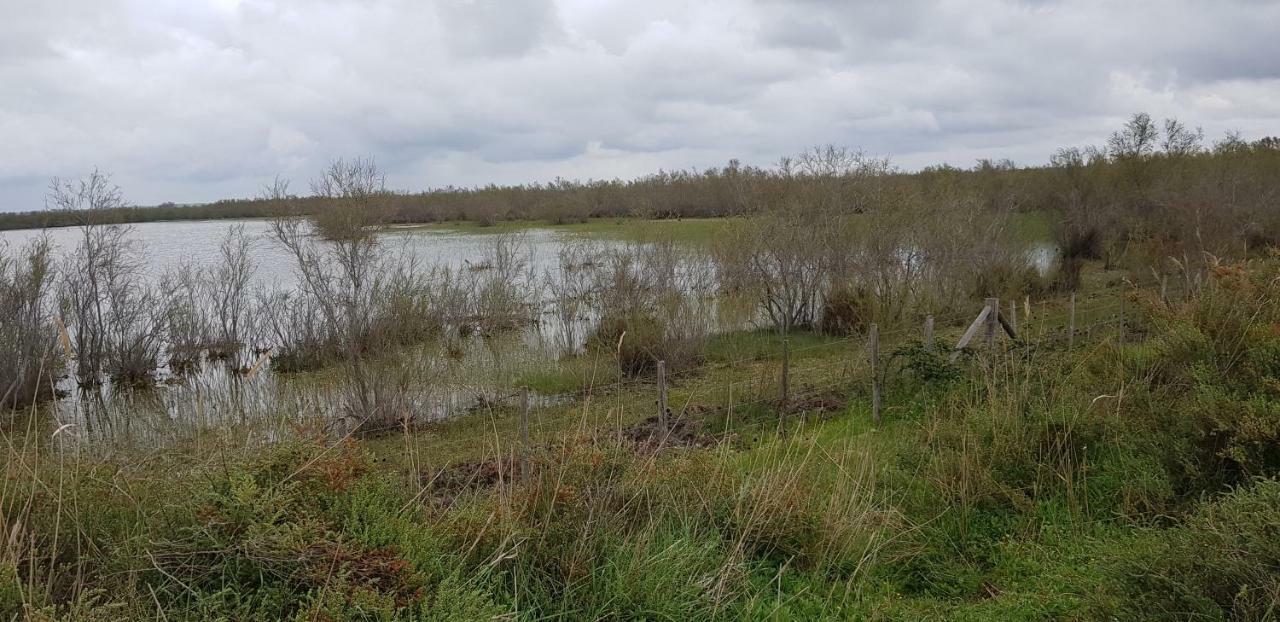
[1162,118,1204,155]
[1108,112,1159,159]
[49,171,162,386]
[309,157,390,241]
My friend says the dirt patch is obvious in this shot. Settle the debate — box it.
[420,456,519,505]
[783,391,848,416]
[622,414,725,450]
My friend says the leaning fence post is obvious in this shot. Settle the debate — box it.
[924,315,935,350]
[780,339,790,407]
[519,387,531,484]
[656,360,668,436]
[1068,293,1076,350]
[870,323,881,425]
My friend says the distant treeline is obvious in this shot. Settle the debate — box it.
[4,113,1278,252]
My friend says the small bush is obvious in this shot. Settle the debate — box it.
[586,312,669,376]
[819,285,872,336]
[0,237,58,409]
[1116,478,1280,619]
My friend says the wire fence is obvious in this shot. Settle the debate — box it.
[45,280,1183,458]
[403,286,1163,467]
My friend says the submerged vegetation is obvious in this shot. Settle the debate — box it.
[1,113,1279,619]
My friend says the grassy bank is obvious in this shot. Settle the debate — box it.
[5,256,1279,620]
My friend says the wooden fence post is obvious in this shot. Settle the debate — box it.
[780,339,790,406]
[1068,293,1076,350]
[870,323,881,425]
[984,297,999,352]
[656,360,668,437]
[519,387,531,484]
[1160,276,1168,306]
[1009,300,1018,334]
[924,315,935,350]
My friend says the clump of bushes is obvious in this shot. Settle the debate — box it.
[1115,478,1280,620]
[1125,257,1280,493]
[819,285,872,336]
[0,237,57,410]
[585,311,706,377]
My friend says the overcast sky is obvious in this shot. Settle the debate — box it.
[2,0,1279,211]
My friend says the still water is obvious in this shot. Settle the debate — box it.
[1,219,646,449]
[0,219,580,289]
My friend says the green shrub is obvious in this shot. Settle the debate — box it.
[1116,478,1280,620]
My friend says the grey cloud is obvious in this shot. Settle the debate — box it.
[1,0,1279,211]
[757,14,844,51]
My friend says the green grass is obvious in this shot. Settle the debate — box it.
[512,351,621,395]
[8,259,1280,620]
[705,328,847,364]
[1010,209,1053,243]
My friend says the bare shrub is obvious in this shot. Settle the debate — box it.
[713,212,828,333]
[264,160,446,432]
[543,239,604,356]
[208,225,257,358]
[158,225,258,372]
[0,237,57,409]
[309,158,390,241]
[463,233,537,335]
[159,264,210,371]
[586,238,713,375]
[50,171,163,387]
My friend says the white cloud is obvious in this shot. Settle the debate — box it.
[1,0,1279,210]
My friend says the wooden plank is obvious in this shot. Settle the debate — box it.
[950,305,991,362]
[998,311,1018,340]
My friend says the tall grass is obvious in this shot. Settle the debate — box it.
[2,257,1279,618]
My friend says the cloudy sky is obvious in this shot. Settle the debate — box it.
[2,0,1279,211]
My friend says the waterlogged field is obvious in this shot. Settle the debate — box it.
[1,215,1063,450]
[0,218,741,448]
